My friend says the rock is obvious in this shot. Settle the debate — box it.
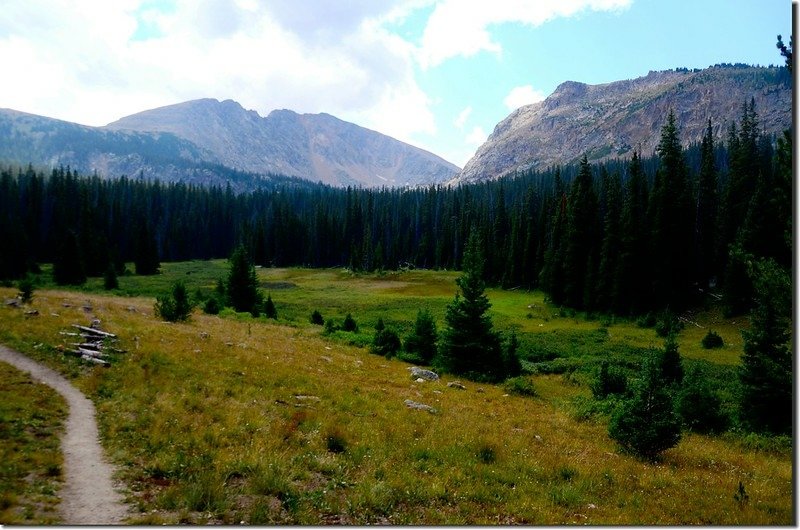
[404,399,436,413]
[415,378,426,383]
[587,503,597,510]
[320,355,332,363]
[409,366,439,381]
[199,331,210,339]
[24,309,39,316]
[126,306,137,312]
[447,381,466,390]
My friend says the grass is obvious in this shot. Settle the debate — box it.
[0,361,67,524]
[0,264,791,524]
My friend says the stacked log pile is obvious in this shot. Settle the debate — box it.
[59,320,124,367]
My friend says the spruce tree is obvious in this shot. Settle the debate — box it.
[263,294,277,319]
[563,156,599,309]
[695,120,719,289]
[155,281,194,322]
[53,229,86,285]
[226,244,261,315]
[608,353,682,460]
[404,308,438,364]
[134,221,160,276]
[435,232,504,382]
[739,258,792,434]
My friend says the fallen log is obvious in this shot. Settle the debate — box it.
[80,354,110,367]
[71,325,117,339]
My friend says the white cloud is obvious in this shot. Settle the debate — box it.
[504,85,546,110]
[0,0,437,148]
[416,0,632,68]
[466,125,488,146]
[454,106,472,129]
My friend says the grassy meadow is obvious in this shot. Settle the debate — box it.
[0,361,66,524]
[0,261,792,524]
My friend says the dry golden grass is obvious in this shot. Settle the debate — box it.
[0,285,792,524]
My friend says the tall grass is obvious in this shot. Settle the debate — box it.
[0,267,791,524]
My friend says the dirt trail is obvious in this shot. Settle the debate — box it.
[0,345,129,524]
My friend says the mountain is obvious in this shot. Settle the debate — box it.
[0,100,459,188]
[458,65,792,183]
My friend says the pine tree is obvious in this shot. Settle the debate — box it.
[739,258,792,434]
[435,232,504,382]
[563,156,599,309]
[103,262,119,290]
[608,352,682,460]
[658,334,684,386]
[595,169,623,311]
[226,244,261,315]
[615,151,649,314]
[263,294,277,319]
[53,229,86,285]
[695,120,719,289]
[676,364,728,434]
[648,110,695,309]
[155,281,194,322]
[134,221,160,276]
[404,308,438,364]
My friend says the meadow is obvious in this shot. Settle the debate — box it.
[0,261,792,524]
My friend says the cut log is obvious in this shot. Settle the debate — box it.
[80,354,110,367]
[71,325,117,339]
[76,347,108,359]
[59,331,81,337]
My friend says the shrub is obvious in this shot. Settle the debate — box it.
[155,281,194,322]
[636,312,657,328]
[503,376,537,397]
[341,313,358,332]
[372,324,401,358]
[202,297,221,315]
[325,429,348,454]
[323,319,338,334]
[310,310,324,325]
[701,330,724,349]
[676,365,728,433]
[655,310,684,337]
[591,361,628,399]
[17,275,35,304]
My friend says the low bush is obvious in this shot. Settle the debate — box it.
[701,330,724,349]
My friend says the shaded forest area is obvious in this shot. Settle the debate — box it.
[0,101,791,319]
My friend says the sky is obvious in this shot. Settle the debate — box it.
[0,0,791,168]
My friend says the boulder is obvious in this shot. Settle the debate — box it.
[447,381,466,390]
[404,399,437,413]
[408,366,439,381]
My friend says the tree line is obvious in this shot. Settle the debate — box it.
[0,100,790,320]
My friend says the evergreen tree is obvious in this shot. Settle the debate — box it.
[155,280,194,322]
[657,334,684,386]
[404,308,438,364]
[502,331,522,378]
[435,232,505,382]
[595,168,623,311]
[563,156,599,309]
[608,352,682,460]
[103,262,119,290]
[53,229,86,285]
[134,221,160,276]
[310,310,325,325]
[226,244,261,315]
[263,293,277,319]
[342,313,358,332]
[676,364,728,434]
[694,120,719,289]
[648,110,695,309]
[614,151,649,314]
[739,258,792,434]
[372,318,401,358]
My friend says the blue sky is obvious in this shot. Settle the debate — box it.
[0,0,791,168]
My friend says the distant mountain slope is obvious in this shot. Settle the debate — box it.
[458,65,791,182]
[0,100,459,189]
[106,99,459,187]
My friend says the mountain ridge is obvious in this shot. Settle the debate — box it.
[458,65,791,183]
[0,100,459,189]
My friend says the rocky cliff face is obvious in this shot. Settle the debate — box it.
[107,99,459,187]
[458,65,791,183]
